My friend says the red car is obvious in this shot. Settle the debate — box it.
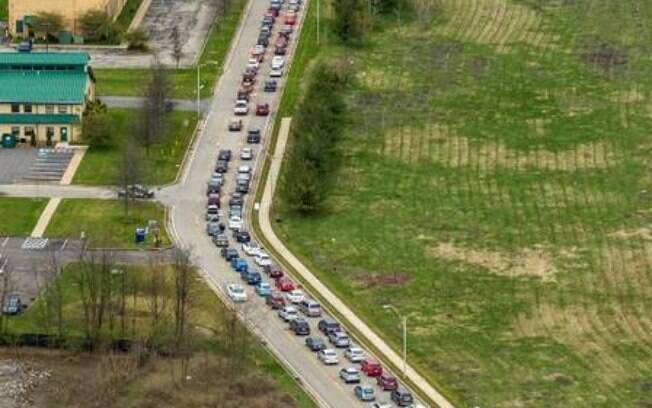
[360,359,383,377]
[285,15,297,25]
[256,103,270,116]
[265,265,284,279]
[376,373,398,391]
[266,291,286,309]
[276,277,295,292]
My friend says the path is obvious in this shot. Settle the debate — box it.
[0,184,115,199]
[102,96,213,113]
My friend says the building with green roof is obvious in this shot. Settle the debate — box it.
[0,51,94,145]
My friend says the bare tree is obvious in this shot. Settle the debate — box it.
[137,58,170,156]
[77,251,114,350]
[171,248,196,382]
[145,256,169,345]
[171,25,183,69]
[117,136,142,218]
[0,256,14,334]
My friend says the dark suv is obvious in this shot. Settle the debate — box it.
[220,248,239,261]
[318,318,341,335]
[218,149,232,161]
[391,388,414,407]
[290,318,311,336]
[247,128,261,144]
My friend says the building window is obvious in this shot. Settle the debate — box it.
[24,104,32,113]
[11,104,19,113]
[58,105,68,114]
[45,105,55,114]
[10,127,20,136]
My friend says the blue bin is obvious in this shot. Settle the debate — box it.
[134,228,146,243]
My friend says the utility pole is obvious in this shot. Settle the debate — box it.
[383,304,408,377]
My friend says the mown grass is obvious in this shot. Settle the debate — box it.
[116,0,143,29]
[94,0,247,98]
[73,109,197,185]
[0,198,47,236]
[273,1,652,407]
[0,0,7,21]
[45,199,169,248]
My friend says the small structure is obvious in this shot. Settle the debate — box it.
[0,51,95,145]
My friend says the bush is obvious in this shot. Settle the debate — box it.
[124,29,149,51]
[79,9,121,44]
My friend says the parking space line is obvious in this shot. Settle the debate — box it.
[1,237,8,248]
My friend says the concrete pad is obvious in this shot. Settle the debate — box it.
[59,147,88,185]
[31,198,61,238]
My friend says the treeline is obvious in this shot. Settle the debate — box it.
[281,63,346,214]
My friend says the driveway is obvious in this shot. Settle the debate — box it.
[0,149,38,184]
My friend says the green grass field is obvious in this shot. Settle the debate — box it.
[0,198,47,236]
[45,199,169,248]
[0,0,7,21]
[116,0,143,29]
[94,0,247,98]
[73,109,197,185]
[274,1,652,406]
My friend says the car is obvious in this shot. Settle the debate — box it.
[390,388,414,407]
[247,58,259,70]
[247,128,261,144]
[238,165,252,174]
[329,331,350,348]
[285,14,297,25]
[206,180,221,195]
[240,147,254,160]
[228,216,243,230]
[234,229,251,243]
[264,264,284,279]
[318,318,341,335]
[361,359,383,377]
[226,284,247,302]
[231,258,249,273]
[206,221,220,236]
[345,346,366,363]
[206,205,219,220]
[243,242,263,257]
[207,193,220,206]
[305,337,326,352]
[256,103,270,116]
[271,55,285,69]
[274,46,287,56]
[118,184,154,199]
[229,195,243,207]
[354,385,375,402]
[289,3,300,12]
[257,35,269,47]
[234,100,249,115]
[243,66,257,79]
[237,89,250,101]
[254,253,272,267]
[237,172,251,183]
[255,281,272,297]
[281,24,294,35]
[213,234,229,247]
[275,277,295,292]
[260,25,272,36]
[244,271,262,285]
[275,35,288,48]
[218,149,232,161]
[339,367,361,384]
[298,299,322,317]
[252,44,265,56]
[221,248,239,261]
[214,160,228,173]
[289,318,311,335]
[267,6,280,16]
[2,294,22,315]
[285,289,305,304]
[264,80,277,92]
[266,291,286,309]
[376,373,398,391]
[270,68,283,78]
[229,205,242,218]
[278,305,299,322]
[369,402,393,408]
[228,118,243,131]
[236,181,250,194]
[317,349,339,365]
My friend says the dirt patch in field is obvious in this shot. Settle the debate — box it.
[429,242,558,281]
[355,272,411,288]
[609,227,652,240]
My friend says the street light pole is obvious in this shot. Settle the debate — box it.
[383,304,407,377]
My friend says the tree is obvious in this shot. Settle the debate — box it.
[0,257,14,334]
[82,111,113,148]
[136,60,170,155]
[32,12,64,39]
[117,136,142,217]
[79,10,121,44]
[171,25,183,69]
[77,251,114,350]
[124,29,149,51]
[333,0,365,43]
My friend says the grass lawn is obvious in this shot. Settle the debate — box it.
[0,198,47,236]
[0,0,7,21]
[73,109,197,185]
[116,0,143,29]
[94,0,247,98]
[45,199,169,248]
[272,1,652,407]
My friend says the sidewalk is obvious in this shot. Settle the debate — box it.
[256,118,455,408]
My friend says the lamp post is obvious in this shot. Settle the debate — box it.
[196,61,219,116]
[383,304,407,377]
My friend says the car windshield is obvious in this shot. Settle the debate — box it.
[231,286,243,293]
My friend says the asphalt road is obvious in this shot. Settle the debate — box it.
[157,0,418,406]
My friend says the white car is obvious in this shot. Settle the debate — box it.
[226,283,247,302]
[278,305,299,322]
[240,147,254,160]
[270,68,283,78]
[252,44,265,55]
[255,253,272,267]
[228,215,243,230]
[233,100,249,115]
[285,289,305,304]
[271,56,284,70]
[247,58,259,70]
[318,349,339,365]
[369,402,393,408]
[238,165,252,174]
[242,242,263,257]
[345,347,366,363]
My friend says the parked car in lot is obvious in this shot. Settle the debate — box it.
[236,180,250,194]
[218,149,232,161]
[247,128,261,144]
[339,367,361,384]
[317,349,339,365]
[256,103,270,116]
[264,264,284,279]
[229,195,243,207]
[206,221,220,236]
[278,305,299,322]
[207,193,220,206]
[271,56,284,69]
[266,291,286,309]
[267,6,279,16]
[237,89,250,101]
[354,385,376,402]
[285,289,305,304]
[228,118,243,131]
[298,299,321,317]
[214,160,228,173]
[264,80,277,92]
[240,147,254,160]
[228,216,243,230]
[390,388,414,407]
[270,68,283,78]
[231,258,249,273]
[255,253,272,267]
[221,248,239,261]
[289,318,310,335]
[226,284,247,302]
[243,270,262,285]
[234,229,251,243]
[213,234,229,247]
[276,277,295,292]
[361,359,383,377]
[274,46,286,56]
[206,205,219,220]
[305,337,326,352]
[329,331,350,348]
[318,318,341,335]
[234,100,249,115]
[2,294,22,315]
[281,24,294,35]
[345,346,366,363]
[255,281,272,297]
[118,184,154,199]
[247,57,260,70]
[242,242,262,256]
[285,14,297,25]
[369,402,393,408]
[377,373,398,391]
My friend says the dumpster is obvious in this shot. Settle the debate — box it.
[134,228,146,243]
[1,134,16,148]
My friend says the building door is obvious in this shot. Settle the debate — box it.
[60,127,68,142]
[24,127,35,146]
[46,127,54,146]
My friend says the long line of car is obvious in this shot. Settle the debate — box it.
[204,0,419,406]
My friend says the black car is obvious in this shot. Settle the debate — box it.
[221,248,239,261]
[318,318,341,335]
[237,90,250,101]
[236,182,249,194]
[247,128,261,144]
[264,80,277,92]
[218,149,232,161]
[118,184,155,199]
[290,318,311,336]
[213,234,228,247]
[391,388,414,407]
[229,196,244,207]
[274,46,287,55]
[305,337,326,352]
[206,184,221,195]
[234,229,251,243]
[214,160,228,173]
[257,35,269,47]
[2,294,22,315]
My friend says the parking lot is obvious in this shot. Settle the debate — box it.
[0,149,38,184]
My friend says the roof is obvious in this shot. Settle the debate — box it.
[0,71,87,103]
[0,114,80,125]
[0,52,90,66]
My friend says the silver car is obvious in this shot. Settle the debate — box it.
[339,367,361,384]
[328,331,350,348]
[318,348,339,365]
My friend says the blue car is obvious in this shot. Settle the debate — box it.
[230,256,240,269]
[231,258,248,273]
[354,385,375,402]
[246,271,262,286]
[255,281,272,297]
